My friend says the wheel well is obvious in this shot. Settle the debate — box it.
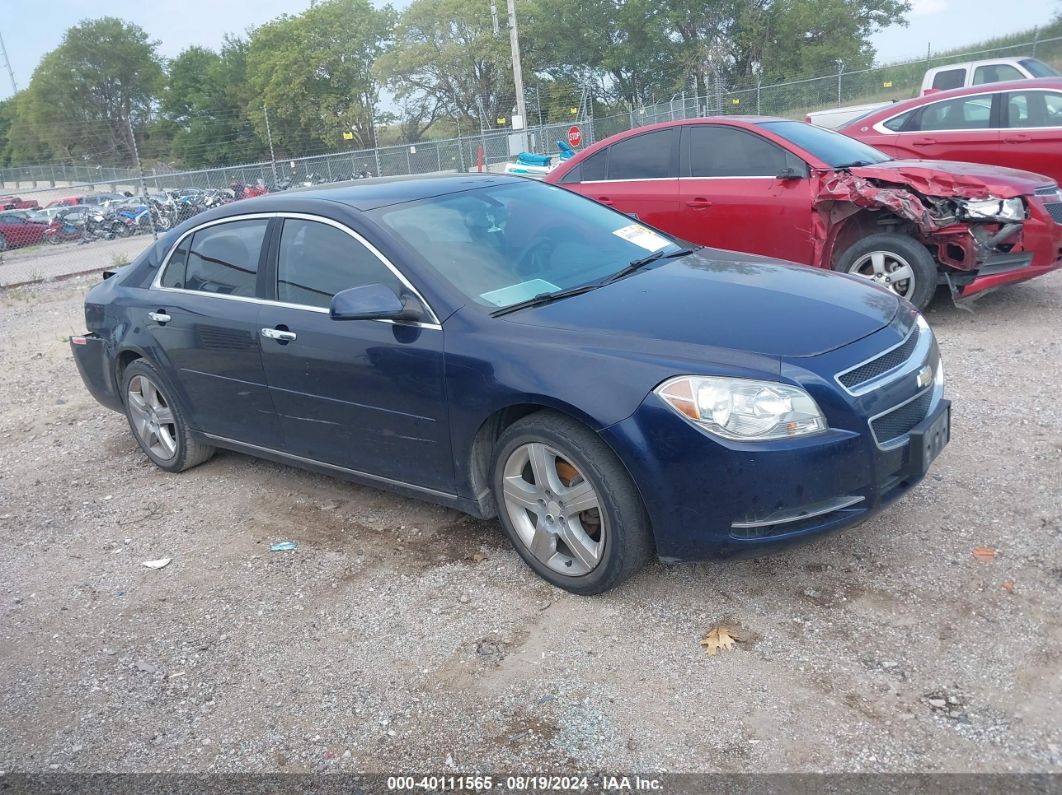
[115,350,143,390]
[828,210,914,268]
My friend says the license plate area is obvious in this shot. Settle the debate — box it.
[909,399,951,475]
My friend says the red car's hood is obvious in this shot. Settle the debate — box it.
[847,159,1054,199]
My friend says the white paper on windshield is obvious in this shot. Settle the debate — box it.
[612,223,670,252]
[480,279,560,307]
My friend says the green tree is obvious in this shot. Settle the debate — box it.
[246,0,394,155]
[161,39,265,167]
[18,17,163,164]
[377,0,513,136]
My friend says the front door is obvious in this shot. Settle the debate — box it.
[257,216,454,492]
[149,216,281,447]
[675,124,815,264]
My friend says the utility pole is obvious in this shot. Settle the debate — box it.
[127,117,157,241]
[0,29,17,96]
[506,0,528,134]
[263,105,279,188]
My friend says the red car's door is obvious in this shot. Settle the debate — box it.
[673,124,815,264]
[890,93,1002,166]
[555,127,680,230]
[998,88,1062,185]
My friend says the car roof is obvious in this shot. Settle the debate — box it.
[848,77,1062,124]
[282,173,528,211]
[926,56,1041,72]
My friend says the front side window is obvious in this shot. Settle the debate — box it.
[931,69,965,91]
[276,219,403,309]
[606,129,674,180]
[918,96,993,131]
[688,126,792,177]
[973,64,1024,85]
[164,219,268,296]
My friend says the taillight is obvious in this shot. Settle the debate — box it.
[71,336,88,346]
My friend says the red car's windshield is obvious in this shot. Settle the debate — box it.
[760,120,891,169]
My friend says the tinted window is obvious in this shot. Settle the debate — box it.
[1006,91,1062,128]
[581,149,608,181]
[606,130,674,180]
[758,120,890,167]
[883,110,916,132]
[932,69,965,91]
[919,96,993,130]
[688,126,790,177]
[160,236,191,289]
[973,64,1024,85]
[277,219,402,309]
[1019,58,1059,78]
[178,219,268,296]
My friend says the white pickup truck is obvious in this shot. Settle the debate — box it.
[805,56,1059,129]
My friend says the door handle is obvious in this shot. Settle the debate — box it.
[1002,134,1030,143]
[148,311,171,324]
[596,196,615,206]
[685,198,712,209]
[261,327,297,342]
[912,138,938,146]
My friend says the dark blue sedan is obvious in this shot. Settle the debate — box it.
[71,174,949,593]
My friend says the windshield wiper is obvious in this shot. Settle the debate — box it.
[603,246,700,285]
[490,283,603,317]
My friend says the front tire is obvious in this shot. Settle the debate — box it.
[491,411,653,594]
[122,360,214,473]
[835,233,937,310]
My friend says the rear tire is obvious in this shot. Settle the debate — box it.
[491,411,653,594]
[0,233,8,252]
[835,233,937,310]
[122,360,214,473]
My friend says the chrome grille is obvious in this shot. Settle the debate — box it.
[871,388,934,446]
[838,325,919,391]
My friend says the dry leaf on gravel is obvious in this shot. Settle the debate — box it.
[972,546,998,560]
[1001,580,1015,593]
[700,625,742,656]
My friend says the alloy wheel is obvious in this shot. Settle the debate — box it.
[501,442,605,576]
[846,250,917,300]
[126,375,178,461]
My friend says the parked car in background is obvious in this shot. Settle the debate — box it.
[806,100,894,130]
[545,117,1062,308]
[71,175,949,593]
[921,57,1057,95]
[0,211,48,250]
[838,78,1062,187]
[0,195,40,211]
[45,196,85,208]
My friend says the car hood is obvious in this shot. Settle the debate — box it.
[502,249,899,358]
[848,159,1052,198]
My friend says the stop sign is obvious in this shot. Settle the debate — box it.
[567,125,583,148]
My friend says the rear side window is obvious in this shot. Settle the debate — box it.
[973,64,1024,85]
[277,219,403,309]
[918,96,993,131]
[1006,91,1062,128]
[883,110,916,132]
[165,219,268,296]
[931,69,965,91]
[606,129,674,180]
[688,126,791,177]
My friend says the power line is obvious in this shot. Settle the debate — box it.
[0,28,17,95]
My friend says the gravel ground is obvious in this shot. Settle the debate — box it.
[0,272,1060,774]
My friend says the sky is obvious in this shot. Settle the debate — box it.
[0,0,1057,102]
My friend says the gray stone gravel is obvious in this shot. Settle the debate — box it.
[0,272,1060,774]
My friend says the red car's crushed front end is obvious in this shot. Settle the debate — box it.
[811,160,1062,300]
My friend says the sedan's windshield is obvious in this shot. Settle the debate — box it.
[759,120,891,168]
[369,181,685,309]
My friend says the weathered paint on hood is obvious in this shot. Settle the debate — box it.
[847,159,1053,198]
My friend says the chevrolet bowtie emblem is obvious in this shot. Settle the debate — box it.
[916,365,934,389]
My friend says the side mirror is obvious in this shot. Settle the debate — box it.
[330,283,425,322]
[776,166,805,181]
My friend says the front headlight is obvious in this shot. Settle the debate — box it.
[655,376,827,441]
[962,197,1025,221]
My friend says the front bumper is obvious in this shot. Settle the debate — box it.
[600,371,948,562]
[961,201,1062,297]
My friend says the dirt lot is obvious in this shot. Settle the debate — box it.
[0,272,1060,774]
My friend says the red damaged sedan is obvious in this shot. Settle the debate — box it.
[545,117,1062,308]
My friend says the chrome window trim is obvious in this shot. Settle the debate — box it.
[834,318,932,397]
[149,211,443,330]
[731,495,865,529]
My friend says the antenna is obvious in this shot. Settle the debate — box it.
[0,29,17,96]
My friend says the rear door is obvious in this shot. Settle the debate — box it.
[674,124,815,264]
[901,93,1002,164]
[257,215,454,492]
[559,128,680,230]
[998,88,1062,182]
[149,216,281,447]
